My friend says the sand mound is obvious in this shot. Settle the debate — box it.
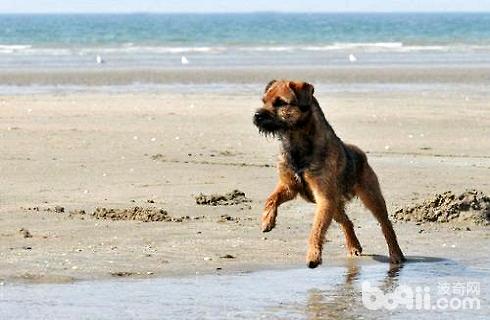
[68,207,202,222]
[24,204,204,223]
[92,207,195,222]
[393,190,490,225]
[92,207,176,222]
[195,189,251,206]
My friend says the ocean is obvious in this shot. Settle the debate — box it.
[1,13,490,93]
[2,13,490,68]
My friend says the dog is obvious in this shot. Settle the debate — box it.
[253,80,405,268]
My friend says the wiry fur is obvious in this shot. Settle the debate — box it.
[253,80,405,268]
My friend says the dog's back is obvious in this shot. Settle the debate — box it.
[311,97,367,198]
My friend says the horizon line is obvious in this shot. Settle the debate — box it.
[1,10,490,15]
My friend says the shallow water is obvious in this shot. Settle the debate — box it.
[1,256,488,319]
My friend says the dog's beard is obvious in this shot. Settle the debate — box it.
[257,126,283,138]
[254,120,287,138]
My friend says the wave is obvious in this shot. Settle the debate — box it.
[245,43,455,52]
[79,46,227,54]
[238,46,296,52]
[304,42,403,50]
[0,44,32,53]
[1,43,490,55]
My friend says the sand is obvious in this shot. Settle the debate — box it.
[393,189,490,225]
[1,87,489,283]
[195,189,251,206]
[2,66,490,87]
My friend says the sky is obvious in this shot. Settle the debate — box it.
[2,0,490,13]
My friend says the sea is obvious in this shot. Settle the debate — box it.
[1,13,490,93]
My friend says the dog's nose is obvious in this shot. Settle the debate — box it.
[253,111,267,125]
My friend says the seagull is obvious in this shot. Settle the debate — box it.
[181,56,190,65]
[96,55,104,64]
[348,54,357,63]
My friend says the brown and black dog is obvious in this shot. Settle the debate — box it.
[253,80,405,268]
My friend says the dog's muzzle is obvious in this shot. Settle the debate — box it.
[253,110,269,126]
[253,110,282,133]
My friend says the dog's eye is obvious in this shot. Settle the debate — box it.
[273,99,287,108]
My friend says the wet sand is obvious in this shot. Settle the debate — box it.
[2,65,490,87]
[3,257,488,320]
[1,88,489,284]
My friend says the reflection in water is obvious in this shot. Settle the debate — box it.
[1,256,488,320]
[305,261,360,320]
[304,261,404,320]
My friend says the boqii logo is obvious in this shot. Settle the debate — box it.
[362,281,481,311]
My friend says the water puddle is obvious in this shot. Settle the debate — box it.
[1,256,488,319]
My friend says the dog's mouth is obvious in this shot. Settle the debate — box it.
[253,110,286,137]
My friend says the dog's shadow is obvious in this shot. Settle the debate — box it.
[365,254,448,278]
[367,254,447,264]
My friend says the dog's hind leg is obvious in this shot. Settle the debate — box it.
[261,182,297,232]
[334,207,363,257]
[354,163,405,264]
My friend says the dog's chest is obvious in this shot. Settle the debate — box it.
[282,139,315,177]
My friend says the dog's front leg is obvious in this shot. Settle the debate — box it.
[261,183,297,232]
[304,174,338,268]
[306,197,336,268]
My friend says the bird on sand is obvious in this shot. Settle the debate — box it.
[181,56,190,65]
[96,55,104,64]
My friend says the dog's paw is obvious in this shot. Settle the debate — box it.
[348,245,363,257]
[307,259,322,269]
[389,252,406,264]
[261,212,276,232]
[306,249,322,269]
[261,219,275,233]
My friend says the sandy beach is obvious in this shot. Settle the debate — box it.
[2,10,490,319]
[2,66,490,87]
[1,79,489,283]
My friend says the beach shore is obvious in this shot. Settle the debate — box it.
[2,65,490,87]
[1,83,489,283]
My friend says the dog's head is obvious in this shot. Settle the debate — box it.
[253,80,314,136]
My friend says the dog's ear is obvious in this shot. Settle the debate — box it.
[264,80,277,93]
[288,81,314,109]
